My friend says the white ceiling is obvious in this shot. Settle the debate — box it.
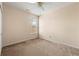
[4,2,74,16]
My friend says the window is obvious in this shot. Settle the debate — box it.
[32,19,37,28]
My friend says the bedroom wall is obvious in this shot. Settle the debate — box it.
[2,3,38,47]
[0,6,2,55]
[39,3,79,49]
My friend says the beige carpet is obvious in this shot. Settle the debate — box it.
[1,39,79,56]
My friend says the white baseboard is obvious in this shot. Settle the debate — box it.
[40,36,79,49]
[3,33,38,47]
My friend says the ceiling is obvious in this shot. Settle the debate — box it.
[4,2,74,16]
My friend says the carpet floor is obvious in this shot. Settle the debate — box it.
[2,39,79,56]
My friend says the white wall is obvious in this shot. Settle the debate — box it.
[0,7,1,55]
[0,2,2,55]
[39,3,79,49]
[2,3,38,47]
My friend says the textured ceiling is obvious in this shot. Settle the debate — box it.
[4,2,74,16]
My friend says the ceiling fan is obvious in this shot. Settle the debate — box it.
[37,2,44,10]
[28,2,44,16]
[29,2,44,10]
